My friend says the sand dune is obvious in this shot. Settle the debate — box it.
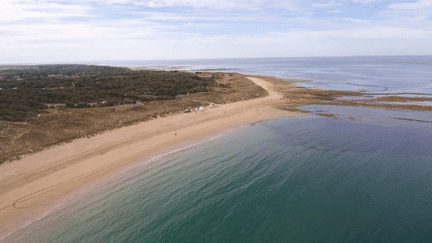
[0,77,301,239]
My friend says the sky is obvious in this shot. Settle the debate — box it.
[1,0,432,63]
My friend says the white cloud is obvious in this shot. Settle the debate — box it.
[337,17,369,24]
[1,0,432,63]
[331,26,432,39]
[265,26,432,41]
[138,11,261,22]
[388,0,432,11]
[103,0,304,11]
[379,0,432,25]
[0,19,173,51]
[0,0,90,23]
[326,9,344,14]
[353,0,377,3]
[311,0,343,8]
[2,24,432,63]
[141,0,263,9]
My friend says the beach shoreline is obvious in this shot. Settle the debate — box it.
[2,70,431,241]
[0,77,301,240]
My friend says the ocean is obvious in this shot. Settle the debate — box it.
[3,56,432,243]
[100,55,432,96]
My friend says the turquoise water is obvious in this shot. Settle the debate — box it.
[5,106,432,243]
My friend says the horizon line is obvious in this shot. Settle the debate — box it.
[1,54,432,66]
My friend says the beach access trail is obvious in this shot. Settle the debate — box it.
[0,77,299,239]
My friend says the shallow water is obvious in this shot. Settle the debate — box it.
[6,106,432,243]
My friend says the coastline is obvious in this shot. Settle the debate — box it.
[2,70,431,241]
[0,77,302,240]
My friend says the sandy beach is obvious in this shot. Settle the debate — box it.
[0,77,301,239]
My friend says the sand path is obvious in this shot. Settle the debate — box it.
[0,77,297,240]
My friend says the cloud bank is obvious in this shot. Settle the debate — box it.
[1,0,431,63]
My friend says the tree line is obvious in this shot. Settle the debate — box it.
[0,65,217,122]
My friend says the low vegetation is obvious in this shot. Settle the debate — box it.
[0,65,216,122]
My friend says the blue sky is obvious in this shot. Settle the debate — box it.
[1,0,432,63]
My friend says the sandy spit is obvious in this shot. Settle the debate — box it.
[0,77,302,239]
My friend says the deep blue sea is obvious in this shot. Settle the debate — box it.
[3,56,432,243]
